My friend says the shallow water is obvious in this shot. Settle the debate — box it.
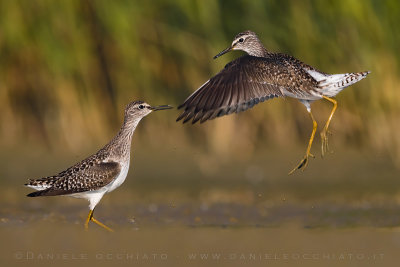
[2,224,399,267]
[1,146,400,266]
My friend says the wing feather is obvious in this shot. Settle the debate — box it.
[26,161,121,197]
[177,55,289,123]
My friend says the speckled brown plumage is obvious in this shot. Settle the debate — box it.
[177,53,325,124]
[25,153,121,197]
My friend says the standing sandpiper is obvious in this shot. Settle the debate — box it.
[25,101,172,231]
[177,30,370,174]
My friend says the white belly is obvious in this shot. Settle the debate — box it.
[105,161,130,193]
[68,160,130,210]
[69,190,107,210]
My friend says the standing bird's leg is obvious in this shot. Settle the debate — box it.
[84,209,114,232]
[91,217,114,232]
[84,209,93,230]
[289,108,317,175]
[320,96,337,157]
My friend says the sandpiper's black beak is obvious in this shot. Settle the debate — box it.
[213,46,233,59]
[149,105,173,111]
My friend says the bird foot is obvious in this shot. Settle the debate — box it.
[288,153,314,175]
[84,210,114,232]
[91,217,114,232]
[320,130,332,157]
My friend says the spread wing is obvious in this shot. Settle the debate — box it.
[177,54,319,124]
[26,161,121,197]
[177,55,285,124]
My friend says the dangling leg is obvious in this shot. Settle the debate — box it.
[84,209,114,232]
[289,107,317,175]
[320,96,337,157]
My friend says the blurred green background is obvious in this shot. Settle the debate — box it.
[0,0,399,161]
[1,0,400,266]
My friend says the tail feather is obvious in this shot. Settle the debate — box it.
[25,177,55,189]
[27,189,50,197]
[25,177,57,197]
[26,187,71,197]
[319,71,370,96]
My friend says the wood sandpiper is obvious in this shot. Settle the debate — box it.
[25,101,172,232]
[177,30,370,174]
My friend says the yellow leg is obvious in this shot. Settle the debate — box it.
[84,210,93,230]
[84,209,114,232]
[320,96,337,157]
[91,217,114,232]
[289,110,317,175]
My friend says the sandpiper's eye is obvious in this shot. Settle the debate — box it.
[138,104,145,110]
[238,38,244,43]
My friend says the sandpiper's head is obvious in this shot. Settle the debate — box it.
[124,101,172,122]
[214,30,264,59]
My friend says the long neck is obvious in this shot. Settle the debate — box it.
[104,116,142,159]
[248,44,269,57]
[246,38,269,57]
